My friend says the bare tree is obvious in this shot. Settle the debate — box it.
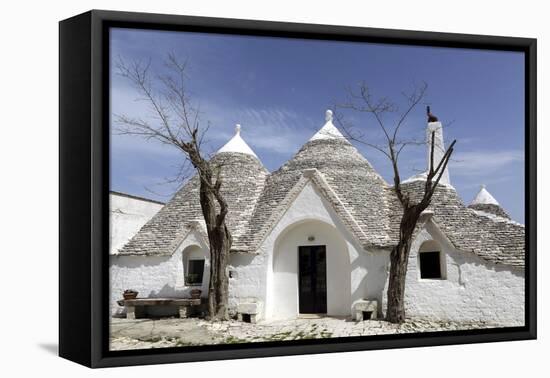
[336,82,456,323]
[115,53,232,320]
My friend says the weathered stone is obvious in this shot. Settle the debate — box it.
[237,302,261,314]
[237,302,261,323]
[352,299,379,321]
[126,305,136,320]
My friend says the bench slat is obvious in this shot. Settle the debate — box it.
[117,298,201,306]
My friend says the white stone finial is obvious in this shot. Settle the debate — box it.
[481,184,486,189]
[309,109,346,142]
[217,123,258,158]
[471,185,499,206]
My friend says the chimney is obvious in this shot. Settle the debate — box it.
[427,121,451,186]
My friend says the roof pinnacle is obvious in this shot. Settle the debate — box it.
[471,185,499,206]
[217,123,259,158]
[309,109,346,142]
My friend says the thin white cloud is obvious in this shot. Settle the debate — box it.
[451,150,524,176]
[111,66,320,159]
[460,174,518,189]
[202,104,318,156]
[111,85,319,160]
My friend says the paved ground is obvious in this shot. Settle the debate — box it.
[110,316,508,351]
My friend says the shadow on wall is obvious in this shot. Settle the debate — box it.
[148,283,189,298]
[113,284,201,318]
[147,284,207,318]
[350,250,390,318]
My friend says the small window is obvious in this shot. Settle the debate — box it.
[186,259,205,285]
[419,251,442,279]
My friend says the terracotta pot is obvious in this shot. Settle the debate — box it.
[123,290,138,300]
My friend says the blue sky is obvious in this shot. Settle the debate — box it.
[110,28,525,222]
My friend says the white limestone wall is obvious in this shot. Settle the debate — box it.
[395,221,525,325]
[245,181,390,320]
[227,253,266,316]
[109,230,210,316]
[109,193,163,255]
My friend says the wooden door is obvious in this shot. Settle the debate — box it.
[298,245,327,314]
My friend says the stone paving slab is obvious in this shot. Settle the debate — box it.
[110,316,514,351]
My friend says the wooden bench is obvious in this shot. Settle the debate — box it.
[117,298,201,319]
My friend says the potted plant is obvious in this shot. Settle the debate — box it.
[123,289,138,300]
[190,288,202,299]
[185,273,200,285]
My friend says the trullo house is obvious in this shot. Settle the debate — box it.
[110,110,525,325]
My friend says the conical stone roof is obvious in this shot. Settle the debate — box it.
[242,110,397,251]
[118,112,524,268]
[468,185,511,219]
[118,127,268,256]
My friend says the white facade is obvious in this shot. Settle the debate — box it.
[110,178,525,323]
[401,221,524,324]
[109,192,164,255]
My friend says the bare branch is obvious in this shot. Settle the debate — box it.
[392,82,428,142]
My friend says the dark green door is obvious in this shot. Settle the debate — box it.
[298,245,327,314]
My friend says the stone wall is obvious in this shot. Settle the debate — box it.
[392,221,525,325]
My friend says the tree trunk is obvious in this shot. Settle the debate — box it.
[198,176,232,321]
[208,223,231,320]
[386,206,420,323]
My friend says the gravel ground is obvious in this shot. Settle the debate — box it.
[110,316,512,351]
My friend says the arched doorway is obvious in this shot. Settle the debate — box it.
[270,220,352,319]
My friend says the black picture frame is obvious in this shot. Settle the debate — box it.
[59,9,537,368]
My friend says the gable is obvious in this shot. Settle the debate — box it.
[249,169,369,253]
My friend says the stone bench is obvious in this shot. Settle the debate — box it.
[117,298,201,319]
[352,299,379,321]
[237,302,261,324]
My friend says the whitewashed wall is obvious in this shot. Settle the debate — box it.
[109,230,210,316]
[252,181,390,320]
[227,253,266,315]
[109,192,164,255]
[109,185,524,324]
[387,221,525,325]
